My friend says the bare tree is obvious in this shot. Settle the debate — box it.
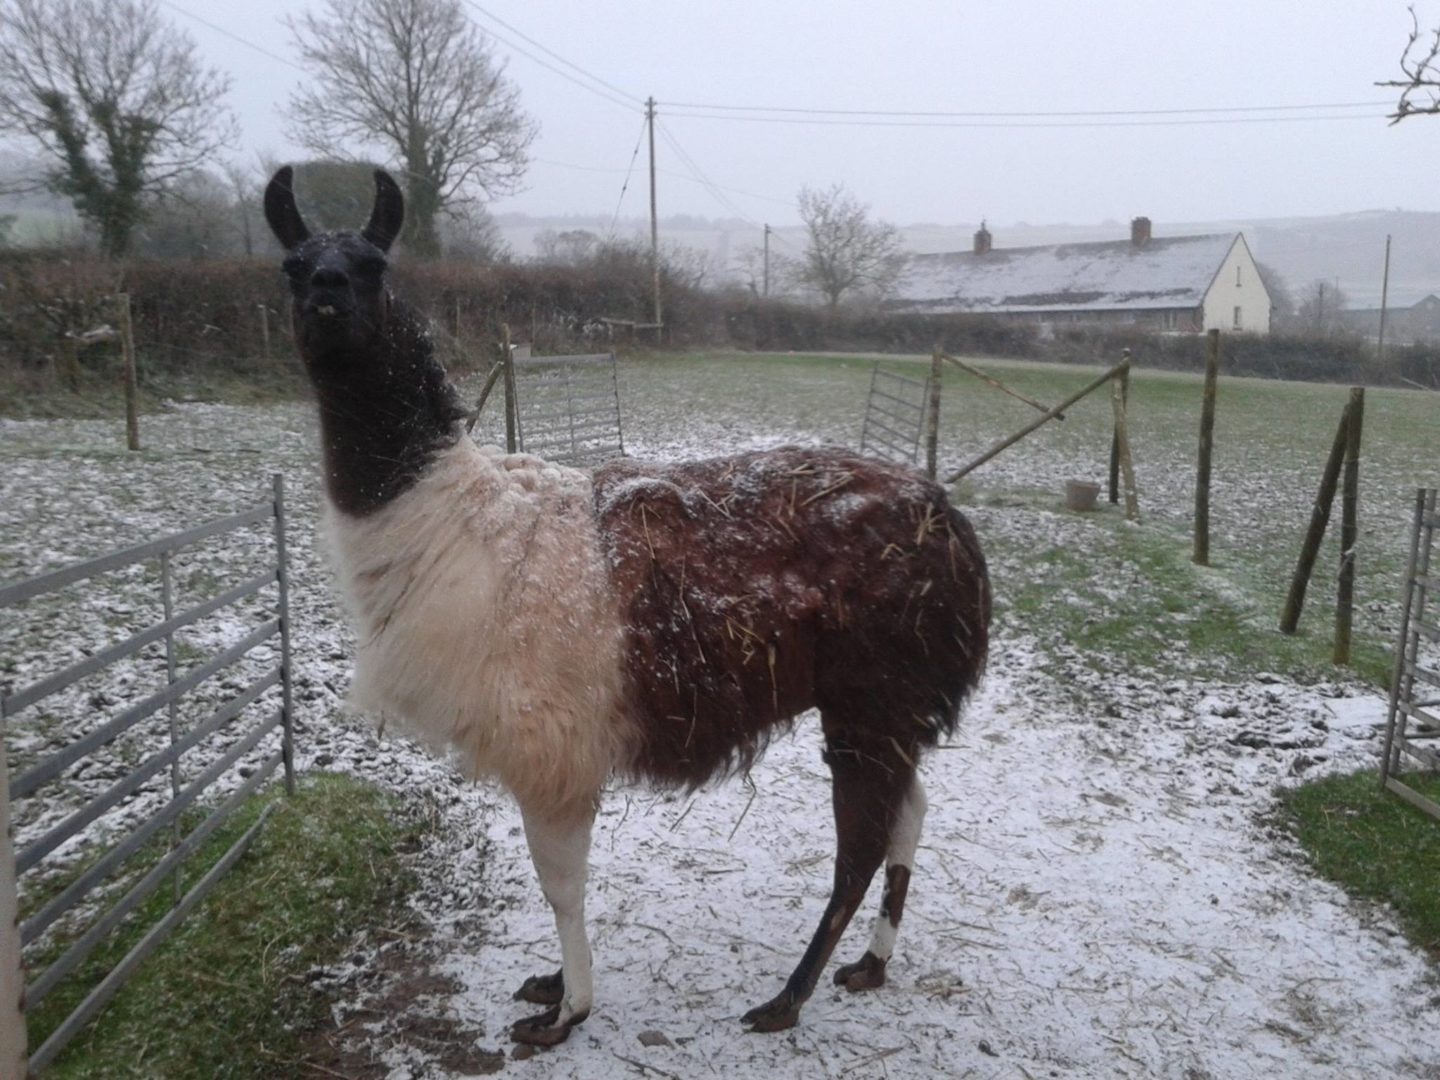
[272,158,390,233]
[287,0,537,257]
[221,160,263,257]
[792,184,906,309]
[1380,6,1440,122]
[1255,261,1295,327]
[534,228,600,265]
[0,0,236,257]
[1295,279,1353,338]
[133,169,235,259]
[443,204,509,264]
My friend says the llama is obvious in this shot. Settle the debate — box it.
[264,166,991,1047]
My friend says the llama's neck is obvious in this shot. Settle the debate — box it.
[302,300,466,516]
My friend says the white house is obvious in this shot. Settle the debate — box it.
[892,218,1273,335]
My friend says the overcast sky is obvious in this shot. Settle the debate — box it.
[156,1,1440,230]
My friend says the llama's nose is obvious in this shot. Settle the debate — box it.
[311,267,349,290]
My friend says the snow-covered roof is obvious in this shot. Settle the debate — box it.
[894,233,1240,314]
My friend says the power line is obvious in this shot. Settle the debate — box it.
[464,2,644,106]
[607,116,648,236]
[658,168,795,209]
[535,156,797,211]
[656,121,765,228]
[460,2,640,113]
[657,110,1385,130]
[657,98,1390,119]
[158,0,306,73]
[533,157,631,174]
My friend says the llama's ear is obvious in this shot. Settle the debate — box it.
[264,166,311,251]
[363,170,404,253]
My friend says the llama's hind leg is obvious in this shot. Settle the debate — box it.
[834,776,926,991]
[511,805,594,1046]
[740,725,914,1032]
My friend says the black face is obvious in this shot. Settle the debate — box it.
[264,166,406,356]
[279,232,391,353]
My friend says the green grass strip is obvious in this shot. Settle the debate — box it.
[30,773,429,1080]
[1277,768,1440,959]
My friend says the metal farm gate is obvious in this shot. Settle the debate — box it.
[0,477,295,1073]
[859,363,933,466]
[513,351,626,466]
[1381,487,1440,820]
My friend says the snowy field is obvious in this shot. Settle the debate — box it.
[2,354,1439,1078]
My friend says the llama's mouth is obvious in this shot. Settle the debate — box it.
[305,300,346,320]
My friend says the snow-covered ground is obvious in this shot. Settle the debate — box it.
[2,365,1438,1079]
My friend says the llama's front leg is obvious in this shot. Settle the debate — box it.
[511,804,595,1047]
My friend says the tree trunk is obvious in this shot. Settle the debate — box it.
[402,173,443,258]
[100,215,133,259]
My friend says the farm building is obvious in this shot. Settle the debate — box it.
[1344,293,1440,345]
[892,218,1273,334]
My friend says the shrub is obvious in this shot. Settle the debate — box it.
[2,249,1431,396]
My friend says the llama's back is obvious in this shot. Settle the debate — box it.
[593,446,990,789]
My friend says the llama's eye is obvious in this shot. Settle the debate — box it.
[282,256,306,278]
[358,256,387,276]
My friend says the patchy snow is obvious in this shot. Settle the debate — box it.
[2,372,1438,1079]
[382,646,1435,1080]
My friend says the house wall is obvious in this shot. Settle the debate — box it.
[989,307,1201,333]
[1201,236,1272,334]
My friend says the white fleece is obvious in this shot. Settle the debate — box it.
[323,439,633,816]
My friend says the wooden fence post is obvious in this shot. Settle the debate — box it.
[117,293,140,452]
[1110,373,1139,520]
[258,304,271,362]
[502,324,518,454]
[1333,386,1365,664]
[58,335,80,393]
[1194,329,1220,565]
[1280,402,1350,633]
[0,737,29,1079]
[1109,349,1130,503]
[924,347,942,480]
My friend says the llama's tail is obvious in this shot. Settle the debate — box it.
[930,501,991,742]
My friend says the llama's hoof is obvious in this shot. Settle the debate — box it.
[514,969,564,1005]
[834,951,887,992]
[510,1004,588,1047]
[740,993,801,1033]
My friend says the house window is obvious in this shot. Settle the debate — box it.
[1236,265,1242,287]
[1233,305,1243,330]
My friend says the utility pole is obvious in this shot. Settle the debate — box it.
[646,96,661,334]
[763,224,771,297]
[1378,234,1392,362]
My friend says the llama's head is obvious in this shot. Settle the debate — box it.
[264,166,404,356]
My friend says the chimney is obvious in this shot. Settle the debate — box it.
[973,221,992,255]
[1131,216,1152,246]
